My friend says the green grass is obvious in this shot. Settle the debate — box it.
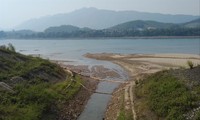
[117,110,127,120]
[0,49,65,82]
[0,75,82,120]
[117,93,133,120]
[0,48,83,120]
[195,111,200,119]
[187,60,194,69]
[136,71,200,119]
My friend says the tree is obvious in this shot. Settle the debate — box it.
[7,43,16,52]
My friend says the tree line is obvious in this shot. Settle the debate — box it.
[0,27,199,39]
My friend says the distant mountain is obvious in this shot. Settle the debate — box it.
[107,20,177,31]
[2,19,199,39]
[13,30,35,35]
[3,30,35,39]
[45,25,80,33]
[182,18,200,28]
[15,7,199,31]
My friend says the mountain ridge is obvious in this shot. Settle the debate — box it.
[1,18,199,39]
[182,18,200,28]
[107,20,177,31]
[15,7,199,31]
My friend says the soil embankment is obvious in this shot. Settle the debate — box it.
[55,62,124,120]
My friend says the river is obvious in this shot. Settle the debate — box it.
[0,38,199,119]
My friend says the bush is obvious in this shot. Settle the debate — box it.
[137,71,198,119]
[0,45,7,50]
[7,43,16,52]
[187,60,194,69]
[0,43,15,52]
[195,111,200,119]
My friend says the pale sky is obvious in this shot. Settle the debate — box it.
[0,0,199,29]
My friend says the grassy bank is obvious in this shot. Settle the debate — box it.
[0,48,66,83]
[117,93,133,120]
[0,47,83,120]
[135,67,200,119]
[0,75,82,120]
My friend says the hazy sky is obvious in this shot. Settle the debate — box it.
[0,0,199,29]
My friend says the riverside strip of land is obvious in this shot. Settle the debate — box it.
[85,53,200,120]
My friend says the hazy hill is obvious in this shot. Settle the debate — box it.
[1,19,199,39]
[45,25,80,33]
[15,7,199,31]
[107,20,177,31]
[182,18,200,28]
[43,19,198,33]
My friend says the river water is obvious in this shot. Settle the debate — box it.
[0,38,199,119]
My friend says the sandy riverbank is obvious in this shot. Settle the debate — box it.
[85,53,200,78]
[85,53,200,120]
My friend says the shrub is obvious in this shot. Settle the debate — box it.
[0,43,15,52]
[195,111,200,119]
[7,43,16,52]
[137,71,197,119]
[0,45,7,50]
[187,60,194,69]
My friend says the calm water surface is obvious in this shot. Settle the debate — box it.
[1,38,199,120]
[1,38,199,61]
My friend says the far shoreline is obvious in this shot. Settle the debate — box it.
[0,36,199,40]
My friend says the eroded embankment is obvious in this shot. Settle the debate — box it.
[56,62,128,120]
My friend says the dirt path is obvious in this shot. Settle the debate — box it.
[123,81,136,119]
[129,81,136,120]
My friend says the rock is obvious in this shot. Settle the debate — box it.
[10,76,24,84]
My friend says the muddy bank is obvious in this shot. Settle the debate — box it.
[55,63,99,120]
[55,62,125,120]
[64,64,124,120]
[59,75,98,120]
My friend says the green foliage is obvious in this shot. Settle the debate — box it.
[136,71,200,119]
[0,49,82,119]
[117,92,133,120]
[0,19,200,39]
[52,75,82,100]
[0,76,82,120]
[117,110,132,120]
[0,50,64,82]
[187,60,194,69]
[0,45,7,50]
[117,111,127,120]
[0,104,43,120]
[0,43,15,52]
[7,43,16,52]
[195,111,200,119]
